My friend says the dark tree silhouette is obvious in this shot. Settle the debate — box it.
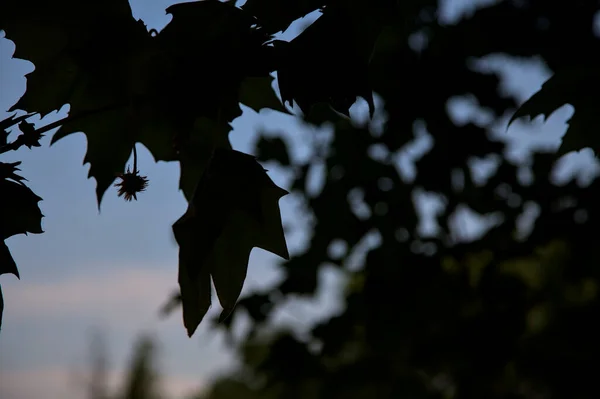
[2,1,600,397]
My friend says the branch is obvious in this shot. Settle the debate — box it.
[0,102,130,154]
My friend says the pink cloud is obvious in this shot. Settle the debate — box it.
[0,366,206,399]
[2,267,177,324]
[1,248,284,325]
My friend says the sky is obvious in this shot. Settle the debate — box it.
[1,1,599,399]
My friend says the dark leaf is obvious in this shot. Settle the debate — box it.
[0,161,26,183]
[276,6,376,117]
[0,241,19,279]
[0,179,44,241]
[239,76,288,114]
[177,117,233,202]
[173,149,289,336]
[1,0,154,205]
[2,0,150,117]
[50,107,140,206]
[509,68,590,125]
[509,67,600,155]
[0,177,42,334]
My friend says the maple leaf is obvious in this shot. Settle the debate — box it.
[1,0,155,205]
[0,177,44,331]
[239,76,289,115]
[0,180,44,245]
[172,148,289,337]
[509,66,600,156]
[176,118,233,202]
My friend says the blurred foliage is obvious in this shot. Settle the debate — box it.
[84,333,165,399]
[87,330,110,399]
[120,337,164,399]
[2,0,600,397]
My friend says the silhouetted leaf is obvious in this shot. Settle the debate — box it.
[0,177,42,333]
[1,0,152,204]
[510,67,600,156]
[1,1,143,115]
[0,241,17,330]
[0,179,43,242]
[177,118,233,202]
[239,76,288,114]
[51,107,143,206]
[0,241,18,280]
[173,149,289,336]
[0,178,43,282]
[276,6,375,117]
[0,161,26,184]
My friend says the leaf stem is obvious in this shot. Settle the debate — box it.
[0,140,22,154]
[133,144,138,173]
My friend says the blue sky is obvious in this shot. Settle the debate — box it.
[1,1,599,399]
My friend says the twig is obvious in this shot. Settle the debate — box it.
[0,101,134,155]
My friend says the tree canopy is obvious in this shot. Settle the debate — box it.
[2,0,600,397]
